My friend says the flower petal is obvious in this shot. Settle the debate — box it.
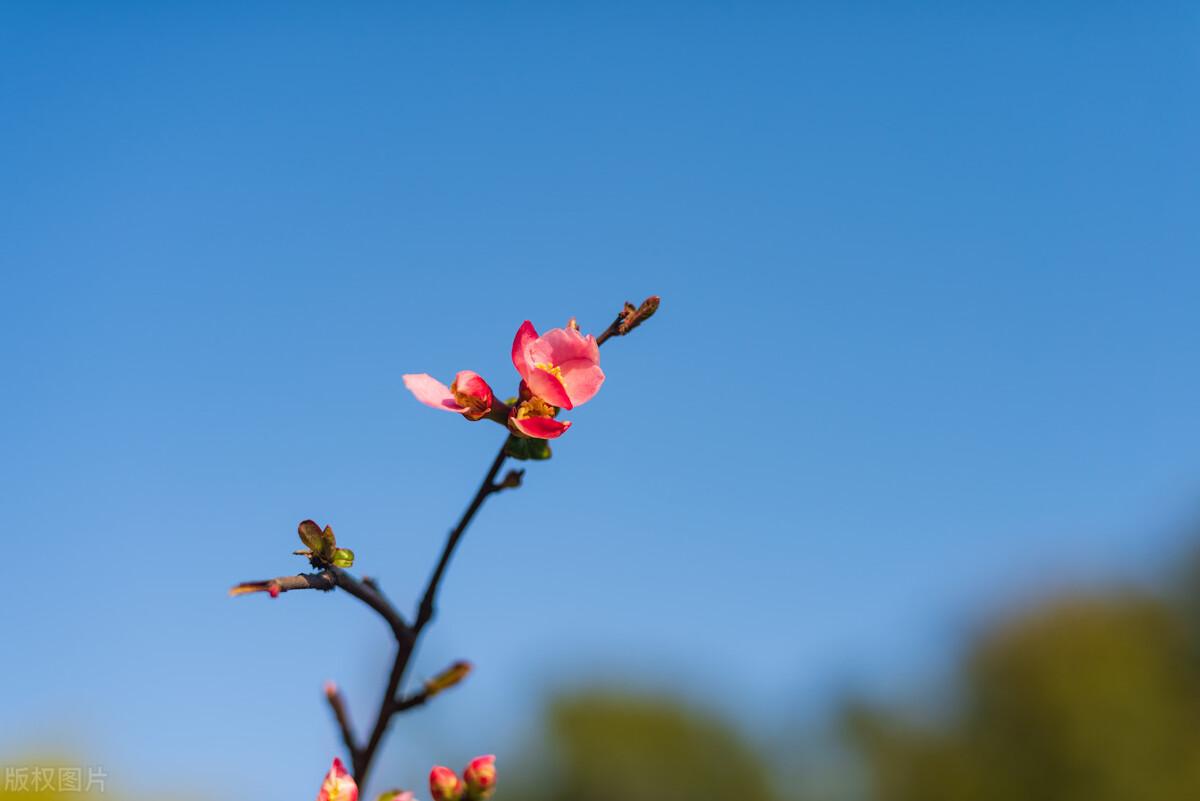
[525,365,573,410]
[403,374,466,413]
[534,326,599,366]
[510,320,539,384]
[509,414,571,439]
[558,359,605,407]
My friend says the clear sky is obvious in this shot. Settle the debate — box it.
[2,2,1198,799]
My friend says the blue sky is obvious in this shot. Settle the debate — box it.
[2,2,1198,798]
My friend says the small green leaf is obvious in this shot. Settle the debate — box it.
[320,525,338,559]
[331,548,355,568]
[298,520,325,553]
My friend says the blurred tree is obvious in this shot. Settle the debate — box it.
[847,591,1200,801]
[514,690,782,801]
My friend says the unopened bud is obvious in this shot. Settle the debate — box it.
[429,766,464,801]
[619,295,660,335]
[425,661,473,697]
[463,755,496,800]
[318,758,358,801]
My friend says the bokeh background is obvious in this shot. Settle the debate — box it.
[3,2,1198,800]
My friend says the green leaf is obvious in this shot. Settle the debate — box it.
[320,525,338,559]
[298,520,325,553]
[331,548,355,568]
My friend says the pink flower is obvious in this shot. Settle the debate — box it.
[317,758,358,801]
[403,371,495,421]
[463,755,497,799]
[507,390,571,440]
[429,766,464,801]
[511,321,604,410]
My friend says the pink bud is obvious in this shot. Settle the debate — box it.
[429,765,464,801]
[317,758,358,801]
[463,754,496,799]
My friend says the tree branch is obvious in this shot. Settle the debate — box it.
[324,682,360,764]
[236,296,660,792]
[415,443,511,632]
[228,571,336,597]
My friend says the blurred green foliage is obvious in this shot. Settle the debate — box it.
[846,578,1200,800]
[518,549,1200,801]
[513,691,779,801]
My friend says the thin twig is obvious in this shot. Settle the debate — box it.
[325,682,360,764]
[228,571,336,596]
[415,443,510,632]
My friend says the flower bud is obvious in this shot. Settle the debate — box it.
[450,371,495,421]
[318,758,358,801]
[425,660,472,697]
[463,755,496,800]
[429,766,464,801]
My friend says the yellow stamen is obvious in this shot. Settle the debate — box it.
[535,361,563,380]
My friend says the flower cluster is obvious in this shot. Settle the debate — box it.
[315,755,496,801]
[404,320,604,440]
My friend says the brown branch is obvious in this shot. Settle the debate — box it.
[415,443,511,632]
[330,568,412,642]
[228,571,336,597]
[325,682,359,764]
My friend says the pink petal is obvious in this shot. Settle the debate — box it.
[558,359,605,407]
[510,414,571,439]
[510,320,539,384]
[403,374,466,413]
[533,326,599,366]
[525,365,573,410]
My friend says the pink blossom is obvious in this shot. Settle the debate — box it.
[403,371,495,421]
[463,755,497,799]
[507,392,571,440]
[317,758,358,801]
[511,320,604,410]
[429,766,464,801]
